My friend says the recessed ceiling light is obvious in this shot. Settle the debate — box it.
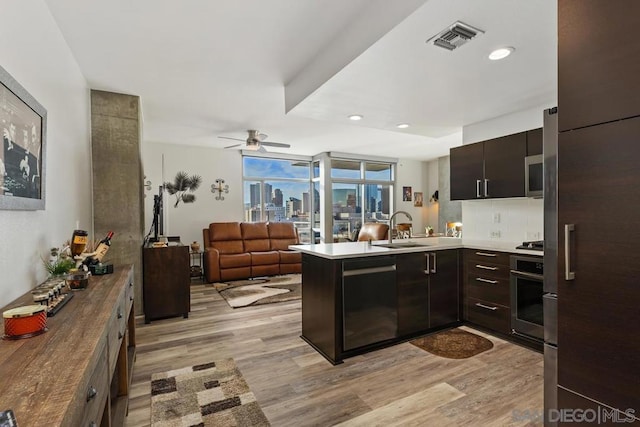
[489,47,515,60]
[348,114,363,121]
[397,123,410,129]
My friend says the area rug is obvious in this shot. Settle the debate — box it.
[150,359,270,427]
[213,274,301,308]
[410,328,494,359]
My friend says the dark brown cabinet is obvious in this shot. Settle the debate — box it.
[450,142,484,200]
[143,244,190,323]
[450,132,526,200]
[557,1,640,419]
[463,249,511,335]
[396,253,429,336]
[428,249,460,328]
[301,249,460,364]
[558,1,640,132]
[556,117,640,416]
[396,249,459,335]
[526,128,542,156]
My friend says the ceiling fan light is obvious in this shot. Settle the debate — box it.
[348,114,363,121]
[489,47,514,60]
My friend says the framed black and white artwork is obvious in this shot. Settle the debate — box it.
[0,64,47,210]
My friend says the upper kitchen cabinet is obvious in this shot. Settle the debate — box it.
[526,128,543,156]
[559,1,640,131]
[450,132,526,200]
[450,142,484,200]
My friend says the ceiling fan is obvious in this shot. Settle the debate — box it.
[219,130,291,152]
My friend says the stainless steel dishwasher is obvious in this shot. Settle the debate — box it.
[342,255,397,351]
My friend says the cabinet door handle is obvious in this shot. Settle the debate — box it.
[431,253,437,274]
[564,224,575,280]
[424,253,430,275]
[130,296,134,302]
[475,264,497,270]
[475,252,497,257]
[117,307,123,319]
[475,277,498,284]
[484,179,489,197]
[86,386,97,402]
[118,329,125,340]
[476,180,482,198]
[475,302,498,311]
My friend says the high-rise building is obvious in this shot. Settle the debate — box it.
[250,183,261,208]
[264,183,273,207]
[273,188,283,207]
[286,197,302,217]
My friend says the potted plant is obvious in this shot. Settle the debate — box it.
[42,246,75,277]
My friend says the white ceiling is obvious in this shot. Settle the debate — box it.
[44,0,556,161]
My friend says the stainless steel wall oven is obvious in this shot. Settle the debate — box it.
[510,254,544,341]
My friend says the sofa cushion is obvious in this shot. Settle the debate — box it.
[219,253,251,269]
[268,222,298,250]
[279,250,301,264]
[242,223,271,252]
[251,251,279,266]
[208,222,245,254]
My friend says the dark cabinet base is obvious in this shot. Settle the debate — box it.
[143,245,190,323]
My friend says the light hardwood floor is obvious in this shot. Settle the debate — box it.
[125,282,543,426]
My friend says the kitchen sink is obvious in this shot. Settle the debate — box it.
[373,241,431,249]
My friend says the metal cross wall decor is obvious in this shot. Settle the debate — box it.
[211,178,229,200]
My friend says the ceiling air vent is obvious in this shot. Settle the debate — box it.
[427,21,484,51]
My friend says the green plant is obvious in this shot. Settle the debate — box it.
[42,247,75,276]
[164,171,202,207]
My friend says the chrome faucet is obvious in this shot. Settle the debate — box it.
[389,210,413,244]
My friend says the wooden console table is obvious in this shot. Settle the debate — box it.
[0,265,136,426]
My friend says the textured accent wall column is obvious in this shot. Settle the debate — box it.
[91,90,144,315]
[438,156,462,233]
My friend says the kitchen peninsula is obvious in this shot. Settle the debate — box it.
[291,238,542,364]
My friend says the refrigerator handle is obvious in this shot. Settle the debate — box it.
[564,224,575,280]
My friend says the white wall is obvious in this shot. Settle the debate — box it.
[460,104,551,243]
[141,142,244,247]
[394,158,427,233]
[0,2,91,307]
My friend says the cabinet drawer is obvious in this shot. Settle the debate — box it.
[68,338,109,427]
[125,277,134,313]
[467,297,510,335]
[466,261,510,280]
[464,249,510,266]
[108,291,128,375]
[466,273,510,306]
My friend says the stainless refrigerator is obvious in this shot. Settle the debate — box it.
[543,107,558,426]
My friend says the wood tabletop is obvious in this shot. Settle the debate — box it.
[0,265,132,426]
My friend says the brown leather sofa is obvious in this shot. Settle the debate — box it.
[202,222,302,283]
[356,222,389,241]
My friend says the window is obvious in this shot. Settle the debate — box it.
[329,157,394,242]
[243,156,312,243]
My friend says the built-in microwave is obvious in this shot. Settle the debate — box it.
[525,154,543,198]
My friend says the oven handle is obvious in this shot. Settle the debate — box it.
[509,270,544,281]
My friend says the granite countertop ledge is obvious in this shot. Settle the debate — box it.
[289,237,543,259]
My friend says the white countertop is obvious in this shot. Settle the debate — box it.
[289,237,543,259]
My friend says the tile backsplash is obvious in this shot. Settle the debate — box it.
[460,198,543,242]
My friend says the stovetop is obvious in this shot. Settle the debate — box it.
[516,240,544,251]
